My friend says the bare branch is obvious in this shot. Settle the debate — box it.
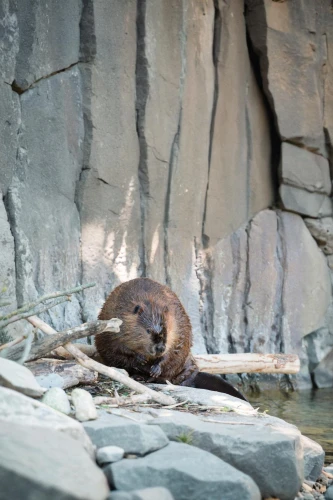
[4,319,122,363]
[195,353,300,374]
[0,335,26,352]
[0,296,69,329]
[0,282,95,324]
[27,316,176,406]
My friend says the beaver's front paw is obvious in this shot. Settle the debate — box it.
[136,354,147,365]
[150,363,162,378]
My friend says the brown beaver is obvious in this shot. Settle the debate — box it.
[95,278,247,401]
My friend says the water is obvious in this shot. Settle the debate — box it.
[248,388,333,464]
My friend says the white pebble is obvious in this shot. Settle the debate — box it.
[42,387,71,415]
[71,388,98,422]
[96,446,125,465]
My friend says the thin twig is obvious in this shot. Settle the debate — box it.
[27,316,176,406]
[0,335,26,352]
[0,296,69,329]
[17,332,34,365]
[0,282,95,324]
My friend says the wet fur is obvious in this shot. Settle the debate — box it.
[96,278,247,401]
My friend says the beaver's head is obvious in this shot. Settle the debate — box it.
[126,300,168,358]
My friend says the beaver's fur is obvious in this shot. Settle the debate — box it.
[95,278,247,401]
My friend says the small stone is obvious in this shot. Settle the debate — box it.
[71,388,98,422]
[0,357,45,398]
[42,387,71,415]
[109,487,174,500]
[96,445,124,465]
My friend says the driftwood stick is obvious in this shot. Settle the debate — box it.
[5,319,121,363]
[27,316,176,406]
[27,358,98,389]
[195,353,300,374]
[0,335,26,352]
[0,282,95,326]
[0,296,69,329]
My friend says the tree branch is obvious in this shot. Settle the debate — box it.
[27,316,176,406]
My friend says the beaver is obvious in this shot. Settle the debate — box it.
[95,277,247,401]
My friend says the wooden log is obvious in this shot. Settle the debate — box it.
[4,319,122,363]
[26,358,98,389]
[27,316,176,406]
[194,353,300,374]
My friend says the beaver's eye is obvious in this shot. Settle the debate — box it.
[146,329,152,335]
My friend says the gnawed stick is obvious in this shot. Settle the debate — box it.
[0,296,69,329]
[4,319,122,363]
[195,353,300,374]
[27,316,176,406]
[27,358,98,389]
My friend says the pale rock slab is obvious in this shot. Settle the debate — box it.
[0,357,45,398]
[0,386,95,457]
[0,420,108,500]
[301,435,325,482]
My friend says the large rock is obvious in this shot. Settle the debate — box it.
[83,411,169,456]
[6,67,83,330]
[280,142,331,194]
[77,0,140,322]
[149,409,303,500]
[301,435,325,481]
[106,442,261,500]
[246,0,330,154]
[0,357,45,398]
[0,386,94,457]
[13,0,81,90]
[0,420,108,500]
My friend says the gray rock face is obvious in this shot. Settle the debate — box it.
[77,0,141,323]
[0,420,109,500]
[305,218,333,256]
[7,67,83,330]
[13,0,82,90]
[42,387,71,415]
[280,143,331,195]
[313,349,333,388]
[107,442,261,500]
[148,410,303,500]
[83,411,169,456]
[0,357,45,398]
[96,446,125,466]
[326,485,333,500]
[0,386,94,457]
[301,435,325,481]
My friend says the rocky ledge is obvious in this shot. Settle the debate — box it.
[0,357,332,500]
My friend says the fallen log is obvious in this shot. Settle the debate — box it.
[26,316,176,406]
[3,319,122,363]
[27,358,98,389]
[195,353,300,374]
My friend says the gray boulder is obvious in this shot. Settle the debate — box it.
[0,357,45,397]
[326,485,333,500]
[109,487,174,500]
[83,411,169,456]
[106,442,261,500]
[301,435,325,481]
[0,386,94,457]
[149,408,303,500]
[0,420,108,500]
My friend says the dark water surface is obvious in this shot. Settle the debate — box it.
[248,388,333,464]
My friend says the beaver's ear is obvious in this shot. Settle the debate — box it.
[133,305,144,315]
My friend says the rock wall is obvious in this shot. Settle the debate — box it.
[1,0,333,388]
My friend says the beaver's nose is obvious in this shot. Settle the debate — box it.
[155,343,165,355]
